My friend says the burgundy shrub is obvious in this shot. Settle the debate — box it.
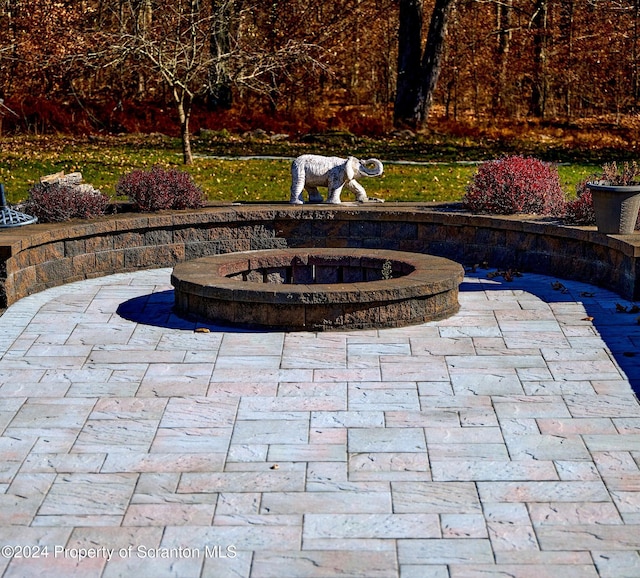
[463,155,566,215]
[24,183,110,222]
[116,166,205,212]
[563,180,596,225]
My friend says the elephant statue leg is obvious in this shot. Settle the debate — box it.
[326,186,346,204]
[306,187,324,203]
[290,183,304,205]
[326,168,347,204]
[345,180,368,203]
[290,159,307,204]
[346,180,384,203]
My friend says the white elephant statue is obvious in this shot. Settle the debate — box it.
[289,154,384,204]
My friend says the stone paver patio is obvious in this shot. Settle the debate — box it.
[0,267,639,577]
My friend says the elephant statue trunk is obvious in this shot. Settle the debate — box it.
[289,154,384,205]
[357,159,384,178]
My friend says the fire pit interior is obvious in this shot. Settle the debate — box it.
[171,248,464,331]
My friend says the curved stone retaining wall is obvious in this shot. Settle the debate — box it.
[1,202,639,308]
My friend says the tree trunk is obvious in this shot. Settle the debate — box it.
[633,0,640,109]
[177,98,193,165]
[208,0,235,110]
[394,0,455,129]
[415,0,455,128]
[530,0,548,118]
[7,0,20,84]
[559,0,574,121]
[393,0,424,128]
[493,0,512,115]
[136,0,152,97]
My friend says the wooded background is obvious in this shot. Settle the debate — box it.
[0,0,637,139]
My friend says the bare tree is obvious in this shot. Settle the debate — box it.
[105,0,325,164]
[104,0,218,163]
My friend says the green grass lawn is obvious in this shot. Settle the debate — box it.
[0,134,601,205]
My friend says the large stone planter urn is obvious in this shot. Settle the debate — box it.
[587,181,640,235]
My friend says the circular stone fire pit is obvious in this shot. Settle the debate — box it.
[171,248,464,331]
